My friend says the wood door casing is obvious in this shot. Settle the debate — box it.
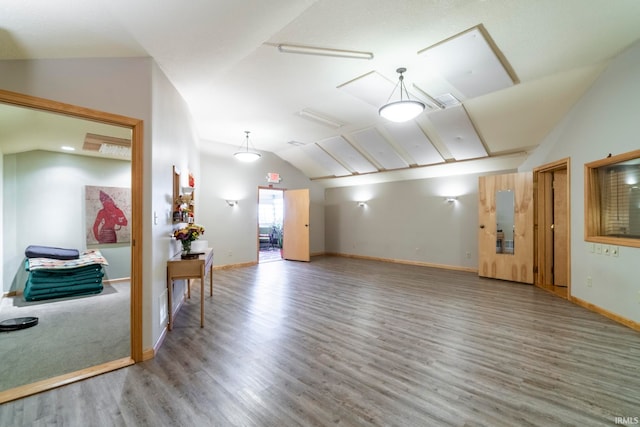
[478,172,534,283]
[533,158,571,299]
[283,188,310,262]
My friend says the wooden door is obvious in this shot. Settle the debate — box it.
[478,172,534,283]
[283,189,310,261]
[533,159,570,298]
[552,169,568,287]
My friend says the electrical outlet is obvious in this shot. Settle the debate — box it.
[611,246,619,257]
[586,276,592,287]
[588,243,595,253]
[603,245,610,256]
[595,244,602,254]
[466,251,471,259]
[227,251,233,257]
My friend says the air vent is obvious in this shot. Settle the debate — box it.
[287,140,306,146]
[83,133,131,158]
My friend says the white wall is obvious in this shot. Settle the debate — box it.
[325,172,483,270]
[2,151,131,290]
[148,62,201,342]
[198,145,325,265]
[521,40,640,323]
[0,57,158,348]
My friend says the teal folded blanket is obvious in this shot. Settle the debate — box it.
[24,284,103,301]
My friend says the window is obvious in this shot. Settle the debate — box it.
[585,149,640,248]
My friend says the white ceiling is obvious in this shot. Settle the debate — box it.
[2,0,640,185]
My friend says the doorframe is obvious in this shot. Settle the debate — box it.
[533,157,571,299]
[0,89,143,403]
[257,186,284,262]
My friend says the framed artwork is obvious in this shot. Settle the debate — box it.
[85,185,131,245]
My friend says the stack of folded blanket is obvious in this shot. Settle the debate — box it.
[23,245,108,301]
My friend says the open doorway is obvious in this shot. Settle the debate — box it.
[533,158,570,299]
[258,187,284,263]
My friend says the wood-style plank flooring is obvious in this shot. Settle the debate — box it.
[2,256,639,426]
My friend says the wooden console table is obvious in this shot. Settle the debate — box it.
[166,248,213,330]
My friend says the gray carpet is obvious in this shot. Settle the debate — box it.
[0,282,130,391]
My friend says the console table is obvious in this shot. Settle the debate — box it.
[166,248,213,329]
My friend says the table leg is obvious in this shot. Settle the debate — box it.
[167,276,173,331]
[209,264,213,296]
[200,265,205,328]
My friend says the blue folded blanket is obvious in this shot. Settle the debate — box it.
[25,245,80,260]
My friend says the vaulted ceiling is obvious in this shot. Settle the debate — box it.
[2,0,640,185]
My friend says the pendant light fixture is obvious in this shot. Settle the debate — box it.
[234,131,261,162]
[378,67,425,123]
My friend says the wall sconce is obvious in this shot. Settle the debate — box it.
[357,201,367,207]
[445,197,458,204]
[226,200,238,207]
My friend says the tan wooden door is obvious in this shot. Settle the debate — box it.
[552,169,568,286]
[478,172,534,283]
[283,188,310,262]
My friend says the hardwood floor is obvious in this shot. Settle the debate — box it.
[2,256,639,426]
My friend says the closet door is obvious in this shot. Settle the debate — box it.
[478,172,534,283]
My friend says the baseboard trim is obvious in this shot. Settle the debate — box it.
[147,325,168,361]
[2,290,21,297]
[570,296,640,332]
[0,357,134,405]
[103,277,130,285]
[213,261,257,270]
[325,252,478,273]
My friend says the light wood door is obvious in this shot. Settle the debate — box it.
[552,169,568,287]
[283,188,310,262]
[478,172,534,283]
[534,159,570,298]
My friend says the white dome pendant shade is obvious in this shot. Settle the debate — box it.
[378,67,425,123]
[234,130,261,162]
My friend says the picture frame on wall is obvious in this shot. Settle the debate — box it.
[85,185,131,245]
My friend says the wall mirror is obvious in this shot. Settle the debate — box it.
[496,189,515,254]
[0,89,142,403]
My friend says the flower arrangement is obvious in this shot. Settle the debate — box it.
[173,224,205,254]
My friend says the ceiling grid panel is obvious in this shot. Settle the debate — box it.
[300,143,352,177]
[383,121,445,166]
[427,105,488,161]
[318,135,378,174]
[350,128,409,170]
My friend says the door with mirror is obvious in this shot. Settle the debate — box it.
[478,172,534,283]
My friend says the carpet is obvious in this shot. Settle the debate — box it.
[0,282,130,392]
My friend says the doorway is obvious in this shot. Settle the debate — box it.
[0,89,143,403]
[533,158,570,299]
[258,188,284,263]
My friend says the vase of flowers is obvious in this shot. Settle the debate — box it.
[173,224,205,259]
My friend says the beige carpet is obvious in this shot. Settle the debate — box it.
[0,282,130,392]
